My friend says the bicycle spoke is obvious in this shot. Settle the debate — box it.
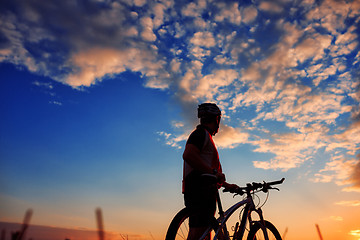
[253,228,278,240]
[176,218,189,240]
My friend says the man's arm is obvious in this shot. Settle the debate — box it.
[183,143,213,174]
[222,182,239,191]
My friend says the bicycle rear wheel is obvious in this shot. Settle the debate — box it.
[166,208,191,240]
[165,208,216,240]
[247,220,282,240]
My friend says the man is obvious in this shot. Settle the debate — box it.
[182,103,237,240]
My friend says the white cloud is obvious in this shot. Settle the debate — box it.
[140,17,157,42]
[313,149,360,192]
[242,6,258,24]
[193,18,209,29]
[313,158,356,184]
[190,46,211,59]
[170,59,181,72]
[171,121,184,128]
[306,0,357,34]
[178,68,239,105]
[152,2,168,28]
[329,216,343,221]
[157,131,189,149]
[125,27,138,37]
[179,70,196,94]
[195,69,238,99]
[214,124,250,149]
[190,32,216,48]
[258,1,283,13]
[292,34,332,63]
[325,121,360,155]
[252,131,318,171]
[65,47,169,89]
[0,12,43,73]
[33,81,54,90]
[349,230,360,238]
[335,26,357,45]
[215,2,242,25]
[133,0,147,7]
[181,0,206,18]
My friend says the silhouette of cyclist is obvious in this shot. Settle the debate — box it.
[182,103,238,240]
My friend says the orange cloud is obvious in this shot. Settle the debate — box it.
[258,1,283,13]
[66,47,169,89]
[349,229,360,238]
[335,200,360,207]
[215,124,250,149]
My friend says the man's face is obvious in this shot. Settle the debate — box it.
[216,115,221,127]
[212,115,221,135]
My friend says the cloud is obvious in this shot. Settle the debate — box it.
[292,34,332,63]
[181,0,206,18]
[329,216,343,221]
[309,121,360,192]
[190,31,216,48]
[0,0,178,89]
[242,6,258,24]
[157,131,188,149]
[349,230,360,238]
[195,69,238,99]
[258,1,283,13]
[215,2,242,25]
[344,156,360,192]
[65,47,169,89]
[140,17,157,42]
[252,131,317,170]
[312,155,360,192]
[215,124,250,149]
[335,200,360,207]
[306,0,358,34]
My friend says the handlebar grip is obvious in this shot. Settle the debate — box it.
[267,178,285,186]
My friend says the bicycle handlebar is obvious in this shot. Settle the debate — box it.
[224,178,285,195]
[266,178,285,186]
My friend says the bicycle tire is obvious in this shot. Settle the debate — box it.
[247,220,282,240]
[165,208,217,240]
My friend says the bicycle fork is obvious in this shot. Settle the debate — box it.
[234,204,270,240]
[250,208,270,240]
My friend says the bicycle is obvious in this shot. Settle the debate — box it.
[165,176,285,240]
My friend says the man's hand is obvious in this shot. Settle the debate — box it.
[223,182,239,193]
[215,172,226,184]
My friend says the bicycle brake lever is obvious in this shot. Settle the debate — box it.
[262,184,280,193]
[269,186,280,191]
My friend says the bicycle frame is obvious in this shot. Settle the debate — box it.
[199,189,268,240]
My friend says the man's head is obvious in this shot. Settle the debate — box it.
[198,103,221,135]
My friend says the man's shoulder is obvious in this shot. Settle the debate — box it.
[187,125,207,149]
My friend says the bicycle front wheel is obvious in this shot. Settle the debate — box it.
[247,220,282,240]
[165,208,216,240]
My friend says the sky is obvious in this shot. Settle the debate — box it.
[0,0,359,239]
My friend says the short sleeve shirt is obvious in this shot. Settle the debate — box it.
[183,125,221,179]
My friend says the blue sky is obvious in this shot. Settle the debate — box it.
[1,0,360,239]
